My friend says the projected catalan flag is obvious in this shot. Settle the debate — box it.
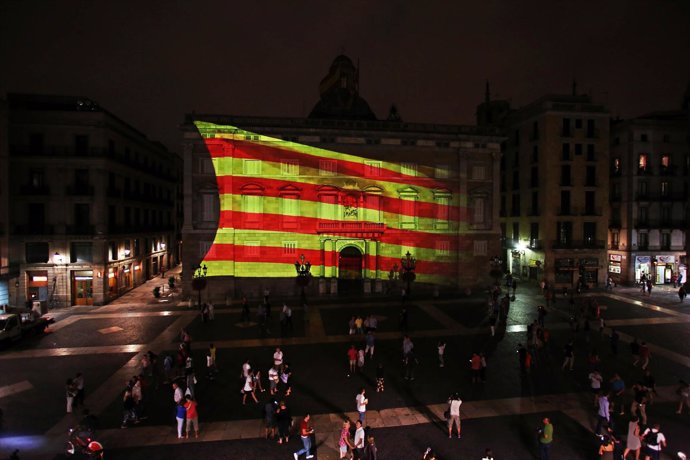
[195,120,476,286]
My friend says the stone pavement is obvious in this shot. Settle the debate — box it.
[1,275,690,459]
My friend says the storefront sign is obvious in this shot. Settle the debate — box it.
[636,256,651,264]
[609,254,622,262]
[657,255,675,264]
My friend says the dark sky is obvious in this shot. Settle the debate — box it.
[2,0,689,151]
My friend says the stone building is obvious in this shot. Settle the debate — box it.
[0,99,10,305]
[181,56,503,302]
[6,94,181,308]
[479,88,611,287]
[608,108,689,285]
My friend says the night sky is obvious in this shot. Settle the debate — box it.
[1,0,689,151]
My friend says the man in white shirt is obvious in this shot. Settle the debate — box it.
[242,359,251,378]
[588,370,603,406]
[172,382,183,405]
[447,393,462,438]
[268,366,279,395]
[353,420,365,458]
[356,387,368,424]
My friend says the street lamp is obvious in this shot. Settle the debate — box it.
[191,264,207,309]
[400,251,416,295]
[294,254,311,305]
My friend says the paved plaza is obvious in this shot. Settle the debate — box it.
[1,271,689,459]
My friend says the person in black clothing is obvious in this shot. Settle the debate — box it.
[275,400,292,444]
[517,343,527,373]
[240,296,250,323]
[399,308,409,332]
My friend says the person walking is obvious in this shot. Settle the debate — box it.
[65,378,77,414]
[639,342,651,370]
[589,370,604,407]
[562,340,575,371]
[365,331,376,359]
[184,395,199,439]
[641,423,666,460]
[364,435,378,460]
[447,393,462,438]
[275,400,291,444]
[347,345,358,377]
[356,387,369,424]
[73,373,85,409]
[263,399,277,440]
[175,401,186,439]
[538,417,554,460]
[623,416,641,460]
[376,363,385,393]
[353,420,366,459]
[121,387,137,428]
[269,366,280,395]
[437,341,446,368]
[293,414,315,459]
[679,285,687,302]
[596,392,611,434]
[338,420,353,459]
[676,380,690,414]
[242,370,259,404]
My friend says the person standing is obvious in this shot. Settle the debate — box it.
[184,395,199,439]
[172,382,184,406]
[356,387,369,424]
[589,370,604,406]
[437,341,446,368]
[447,393,462,438]
[365,331,376,359]
[639,342,651,370]
[538,417,553,460]
[293,414,315,459]
[263,399,277,440]
[623,416,641,460]
[338,420,353,459]
[562,340,575,371]
[273,347,284,368]
[364,435,378,460]
[275,400,291,444]
[73,373,85,408]
[347,345,358,377]
[65,378,77,414]
[242,371,258,404]
[676,380,690,414]
[175,401,186,439]
[470,353,482,383]
[353,420,366,459]
[641,423,666,460]
[596,392,611,434]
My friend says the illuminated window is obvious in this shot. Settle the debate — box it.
[473,197,486,224]
[436,240,451,257]
[281,195,299,228]
[244,241,260,257]
[282,241,297,256]
[281,160,299,176]
[401,162,417,177]
[434,194,450,230]
[243,159,262,176]
[661,155,670,169]
[364,161,381,177]
[242,194,263,225]
[612,157,621,175]
[364,193,382,222]
[400,198,417,229]
[660,181,669,197]
[435,164,450,179]
[638,154,648,171]
[473,240,488,256]
[319,194,337,220]
[319,160,337,176]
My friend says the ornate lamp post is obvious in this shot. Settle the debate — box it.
[400,251,416,295]
[191,264,207,309]
[294,254,311,304]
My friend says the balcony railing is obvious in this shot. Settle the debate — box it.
[66,185,95,196]
[20,184,51,195]
[316,222,386,234]
[13,224,54,235]
[551,239,605,249]
[66,224,95,235]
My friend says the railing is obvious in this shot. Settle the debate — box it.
[66,225,95,235]
[66,185,95,196]
[20,185,50,195]
[551,239,605,249]
[316,222,386,233]
[13,224,54,235]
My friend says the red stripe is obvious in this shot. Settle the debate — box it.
[204,138,455,191]
[217,176,459,220]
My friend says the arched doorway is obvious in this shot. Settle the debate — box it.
[338,246,363,293]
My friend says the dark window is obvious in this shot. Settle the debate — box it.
[663,134,670,143]
[532,121,538,139]
[561,165,571,186]
[30,169,45,188]
[530,223,539,246]
[512,222,520,241]
[28,203,45,227]
[612,157,622,175]
[74,203,90,227]
[562,143,571,160]
[532,145,538,163]
[26,242,49,263]
[583,222,596,243]
[586,144,595,161]
[575,144,582,156]
[586,166,596,186]
[70,242,93,263]
[124,207,131,226]
[109,205,116,226]
[560,191,570,214]
[586,119,595,137]
[585,191,595,214]
[134,238,140,256]
[640,133,648,142]
[531,191,539,215]
[110,241,118,260]
[514,130,520,144]
[512,170,519,190]
[511,194,520,216]
[562,118,571,136]
[530,167,539,187]
[108,139,115,155]
[575,119,582,129]
[500,195,506,216]
[639,232,648,249]
[661,233,670,249]
[557,221,572,244]
[74,135,89,155]
[75,169,89,188]
[29,133,44,154]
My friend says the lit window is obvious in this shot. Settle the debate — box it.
[435,195,450,229]
[319,160,337,176]
[400,198,416,229]
[638,154,648,170]
[281,195,299,228]
[364,161,381,177]
[283,241,297,256]
[242,195,263,225]
[401,162,417,177]
[364,193,382,222]
[243,159,262,176]
[281,160,299,176]
[436,240,451,257]
[661,155,670,169]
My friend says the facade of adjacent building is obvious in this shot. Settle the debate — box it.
[181,56,503,302]
[480,91,611,287]
[7,94,181,308]
[608,110,689,285]
[0,99,11,305]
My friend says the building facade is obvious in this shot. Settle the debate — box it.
[181,56,503,302]
[481,92,611,287]
[608,111,689,285]
[0,99,11,306]
[7,94,181,308]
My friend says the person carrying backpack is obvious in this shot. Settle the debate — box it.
[641,423,666,460]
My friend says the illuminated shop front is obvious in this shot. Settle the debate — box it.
[72,270,93,306]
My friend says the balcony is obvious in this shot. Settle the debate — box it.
[635,219,649,229]
[551,239,605,249]
[13,224,54,235]
[580,206,602,216]
[66,185,95,196]
[637,167,654,176]
[609,219,621,229]
[66,225,95,235]
[659,166,676,176]
[557,207,574,216]
[316,222,386,234]
[20,184,51,195]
